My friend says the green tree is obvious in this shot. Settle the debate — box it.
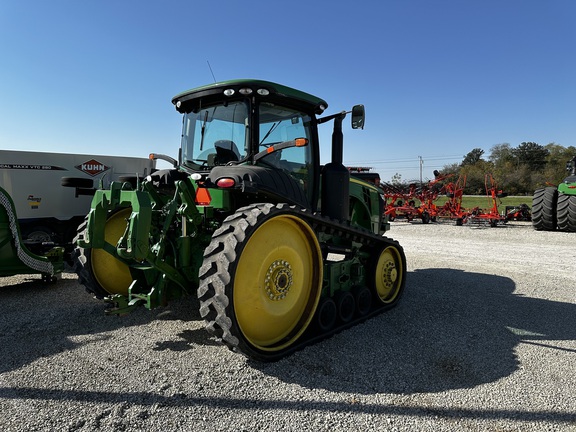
[461,148,485,166]
[541,143,576,186]
[438,162,460,177]
[441,143,575,195]
[512,142,549,171]
[489,143,514,166]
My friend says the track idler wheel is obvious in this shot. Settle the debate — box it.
[373,243,406,306]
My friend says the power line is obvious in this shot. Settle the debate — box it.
[369,165,452,172]
[346,155,462,165]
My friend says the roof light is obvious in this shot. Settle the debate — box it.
[257,88,270,96]
[223,88,235,96]
[216,178,236,188]
[239,88,253,95]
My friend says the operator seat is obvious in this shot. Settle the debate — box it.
[214,140,240,165]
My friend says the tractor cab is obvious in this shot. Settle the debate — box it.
[171,80,365,217]
[563,156,576,184]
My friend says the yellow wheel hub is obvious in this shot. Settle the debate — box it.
[91,207,133,296]
[375,245,403,304]
[233,214,322,351]
[265,260,293,301]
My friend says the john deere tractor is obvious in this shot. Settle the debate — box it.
[73,80,406,361]
[532,155,576,232]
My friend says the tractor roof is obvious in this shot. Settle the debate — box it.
[172,79,328,115]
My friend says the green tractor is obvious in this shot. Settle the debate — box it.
[532,155,576,232]
[73,80,406,361]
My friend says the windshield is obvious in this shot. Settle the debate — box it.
[257,103,312,168]
[181,101,249,170]
[257,103,314,201]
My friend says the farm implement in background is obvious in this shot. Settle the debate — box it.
[464,175,508,227]
[382,182,423,223]
[504,204,531,222]
[435,173,468,224]
[381,172,525,227]
[381,171,469,224]
[0,151,154,280]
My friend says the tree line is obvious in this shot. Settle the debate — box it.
[433,142,575,195]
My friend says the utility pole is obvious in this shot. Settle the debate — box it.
[418,156,423,185]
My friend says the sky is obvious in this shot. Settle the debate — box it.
[1,0,575,182]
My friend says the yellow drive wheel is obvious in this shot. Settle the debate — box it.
[374,244,405,304]
[232,213,322,352]
[91,207,133,296]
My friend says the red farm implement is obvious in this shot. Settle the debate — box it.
[381,171,463,224]
[382,172,511,227]
[434,174,468,224]
[382,182,423,222]
[463,174,508,227]
[504,204,531,221]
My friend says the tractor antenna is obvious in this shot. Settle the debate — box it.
[207,61,217,83]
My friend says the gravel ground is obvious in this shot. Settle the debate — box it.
[1,220,575,431]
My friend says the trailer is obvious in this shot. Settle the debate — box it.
[0,150,156,276]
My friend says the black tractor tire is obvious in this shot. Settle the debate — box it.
[532,187,558,231]
[198,203,323,361]
[557,194,576,232]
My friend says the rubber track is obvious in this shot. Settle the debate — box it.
[197,202,405,362]
[72,216,110,299]
[557,194,576,232]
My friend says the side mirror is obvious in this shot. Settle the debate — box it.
[351,104,365,130]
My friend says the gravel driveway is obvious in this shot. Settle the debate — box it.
[1,220,575,431]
